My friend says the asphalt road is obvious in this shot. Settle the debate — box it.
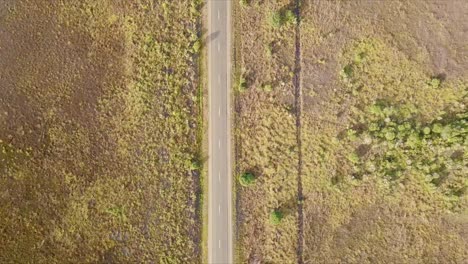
[208,0,232,263]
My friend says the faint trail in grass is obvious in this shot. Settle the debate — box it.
[293,0,304,263]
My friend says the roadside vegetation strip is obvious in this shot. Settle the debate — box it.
[232,1,244,262]
[196,1,208,262]
[0,0,203,262]
[235,0,299,263]
[299,1,468,263]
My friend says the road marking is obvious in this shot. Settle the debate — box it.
[218,171,221,182]
[217,9,220,20]
[218,107,221,117]
[218,139,221,149]
[218,204,221,215]
[218,75,221,84]
[217,42,220,52]
[218,240,221,249]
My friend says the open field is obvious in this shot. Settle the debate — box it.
[235,0,468,263]
[0,0,203,262]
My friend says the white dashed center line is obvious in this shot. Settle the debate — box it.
[218,240,221,249]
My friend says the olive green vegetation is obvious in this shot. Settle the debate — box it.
[345,102,466,204]
[235,0,468,263]
[301,36,467,264]
[237,74,248,93]
[239,0,249,8]
[239,172,256,187]
[269,8,297,28]
[338,40,467,208]
[0,0,203,262]
[269,210,284,225]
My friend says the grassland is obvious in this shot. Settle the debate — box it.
[0,0,204,262]
[235,0,468,263]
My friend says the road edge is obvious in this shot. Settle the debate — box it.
[200,1,209,263]
[226,1,233,264]
[207,0,213,263]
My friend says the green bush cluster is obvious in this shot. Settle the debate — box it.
[347,101,467,208]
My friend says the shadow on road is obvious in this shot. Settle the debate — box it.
[205,30,220,44]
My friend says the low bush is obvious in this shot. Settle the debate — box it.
[237,75,247,92]
[239,172,256,186]
[269,9,296,28]
[269,210,284,225]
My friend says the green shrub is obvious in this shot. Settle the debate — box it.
[428,77,441,88]
[270,11,282,28]
[384,131,395,140]
[269,210,284,225]
[283,10,296,25]
[190,158,201,170]
[238,76,247,92]
[239,172,255,186]
[239,0,249,7]
[269,9,297,28]
[192,39,201,54]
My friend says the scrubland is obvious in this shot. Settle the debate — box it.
[235,0,467,263]
[0,0,203,262]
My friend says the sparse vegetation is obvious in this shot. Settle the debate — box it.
[234,1,299,262]
[235,0,468,263]
[0,0,203,262]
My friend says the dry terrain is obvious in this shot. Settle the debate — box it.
[0,0,203,262]
[235,0,468,263]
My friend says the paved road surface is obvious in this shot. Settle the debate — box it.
[208,0,232,263]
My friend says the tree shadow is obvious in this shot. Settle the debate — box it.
[205,30,220,44]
